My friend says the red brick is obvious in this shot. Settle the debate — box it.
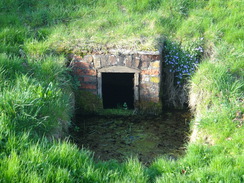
[80,84,97,90]
[141,69,159,75]
[79,69,96,76]
[75,62,90,69]
[73,68,82,75]
[78,77,84,82]
[83,77,96,82]
[73,62,81,67]
[74,55,82,61]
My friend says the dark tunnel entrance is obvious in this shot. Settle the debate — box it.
[102,73,134,109]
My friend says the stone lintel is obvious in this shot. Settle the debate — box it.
[98,66,140,73]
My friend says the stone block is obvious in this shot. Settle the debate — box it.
[133,57,140,68]
[140,54,160,62]
[125,55,132,68]
[150,61,160,69]
[151,55,160,60]
[140,54,151,62]
[118,55,125,66]
[150,76,160,83]
[108,55,117,65]
[141,61,150,69]
[140,83,151,90]
[100,55,108,67]
[83,55,93,63]
[141,75,150,83]
[93,55,101,68]
[140,88,150,96]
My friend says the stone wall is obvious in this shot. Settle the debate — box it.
[70,49,162,113]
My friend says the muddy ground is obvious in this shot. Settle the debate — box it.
[72,110,191,165]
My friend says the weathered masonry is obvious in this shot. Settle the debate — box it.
[70,49,162,113]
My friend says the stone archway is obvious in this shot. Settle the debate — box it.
[71,49,162,114]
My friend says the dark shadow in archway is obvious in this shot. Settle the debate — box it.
[102,73,134,109]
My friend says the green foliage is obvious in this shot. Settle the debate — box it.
[163,38,204,86]
[75,90,103,115]
[0,54,72,137]
[97,109,134,116]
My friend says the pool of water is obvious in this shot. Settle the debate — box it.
[72,110,191,165]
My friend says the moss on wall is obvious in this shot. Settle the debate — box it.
[75,90,103,115]
[136,101,162,115]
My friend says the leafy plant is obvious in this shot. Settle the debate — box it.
[163,38,204,86]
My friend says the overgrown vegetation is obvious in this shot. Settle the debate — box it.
[0,0,243,182]
[161,38,204,108]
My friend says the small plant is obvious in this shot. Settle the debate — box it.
[74,126,80,132]
[123,102,128,110]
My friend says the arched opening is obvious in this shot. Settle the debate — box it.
[97,66,140,109]
[102,73,134,109]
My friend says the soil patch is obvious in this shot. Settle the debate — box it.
[72,110,191,165]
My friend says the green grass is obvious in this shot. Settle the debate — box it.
[0,54,72,137]
[96,109,135,116]
[0,0,243,182]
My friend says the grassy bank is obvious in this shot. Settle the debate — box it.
[0,0,243,182]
